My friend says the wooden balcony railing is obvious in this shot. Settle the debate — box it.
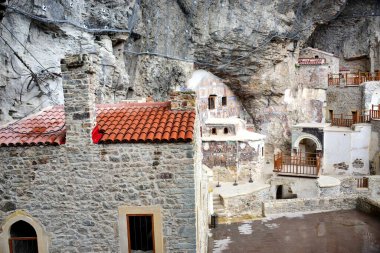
[273,153,321,177]
[328,72,380,86]
[331,105,380,127]
[331,113,370,127]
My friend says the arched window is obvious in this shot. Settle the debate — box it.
[0,211,49,253]
[211,128,217,135]
[9,221,38,253]
[223,128,228,134]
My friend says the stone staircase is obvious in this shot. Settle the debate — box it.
[213,194,228,218]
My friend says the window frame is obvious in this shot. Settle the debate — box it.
[127,214,155,253]
[118,205,163,253]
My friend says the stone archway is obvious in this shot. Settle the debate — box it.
[293,133,323,155]
[0,210,49,253]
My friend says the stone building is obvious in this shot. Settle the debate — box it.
[0,54,209,253]
[186,70,266,182]
[291,122,372,175]
[186,70,250,125]
[201,118,265,182]
[297,47,339,88]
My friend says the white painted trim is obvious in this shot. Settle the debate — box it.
[0,210,49,253]
[118,205,164,253]
[294,133,323,151]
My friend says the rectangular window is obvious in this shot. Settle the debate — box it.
[208,95,216,109]
[329,110,333,121]
[222,96,227,106]
[127,215,155,253]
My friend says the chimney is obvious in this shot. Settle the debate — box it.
[60,54,99,145]
[169,91,196,111]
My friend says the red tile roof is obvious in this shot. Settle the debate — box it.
[0,102,196,147]
[93,102,195,144]
[0,105,66,147]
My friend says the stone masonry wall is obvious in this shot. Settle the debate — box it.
[221,186,270,218]
[0,142,197,253]
[263,196,357,216]
[326,86,363,119]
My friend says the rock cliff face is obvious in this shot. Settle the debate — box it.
[0,0,378,151]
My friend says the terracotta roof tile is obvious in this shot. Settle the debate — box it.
[93,101,195,144]
[0,101,195,146]
[0,105,66,147]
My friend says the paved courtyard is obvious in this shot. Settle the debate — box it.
[208,210,380,253]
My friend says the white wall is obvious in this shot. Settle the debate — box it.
[323,124,371,175]
[350,124,371,174]
[323,129,351,175]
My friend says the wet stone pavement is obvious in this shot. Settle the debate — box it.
[208,210,380,253]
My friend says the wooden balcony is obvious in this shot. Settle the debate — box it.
[331,106,380,127]
[328,72,380,86]
[274,153,321,178]
[331,114,370,127]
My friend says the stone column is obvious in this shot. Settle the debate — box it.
[61,54,99,145]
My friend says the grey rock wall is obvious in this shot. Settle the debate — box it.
[307,0,380,72]
[2,0,377,152]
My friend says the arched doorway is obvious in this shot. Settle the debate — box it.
[9,220,38,253]
[294,133,323,157]
[299,138,318,159]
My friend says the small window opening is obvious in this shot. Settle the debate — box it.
[261,147,264,156]
[314,55,319,59]
[212,128,217,135]
[126,87,134,99]
[9,221,38,253]
[222,96,227,106]
[208,95,216,110]
[223,128,228,134]
[127,215,154,253]
[329,110,333,121]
